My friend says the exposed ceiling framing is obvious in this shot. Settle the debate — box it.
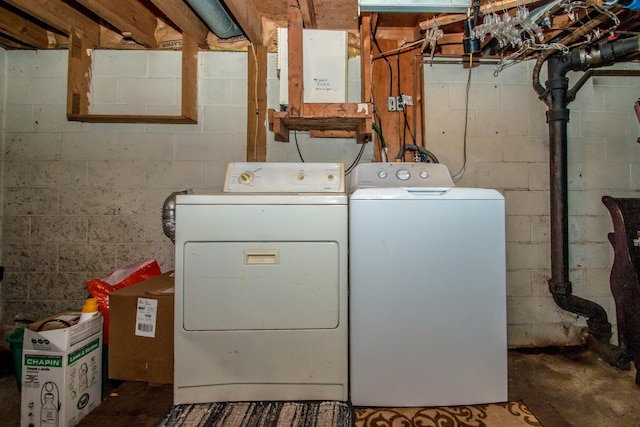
[0,0,636,62]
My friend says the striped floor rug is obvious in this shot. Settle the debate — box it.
[156,401,353,426]
[156,401,541,426]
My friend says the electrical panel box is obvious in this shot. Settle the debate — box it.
[278,28,348,106]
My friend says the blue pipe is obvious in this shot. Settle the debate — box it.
[185,0,244,39]
[622,0,640,10]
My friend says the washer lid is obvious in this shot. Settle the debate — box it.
[350,187,504,200]
[224,162,344,193]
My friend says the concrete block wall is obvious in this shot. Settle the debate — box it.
[0,49,371,331]
[423,60,640,347]
[0,49,253,328]
[0,47,638,350]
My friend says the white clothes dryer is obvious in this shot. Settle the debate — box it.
[349,162,507,407]
[174,162,348,404]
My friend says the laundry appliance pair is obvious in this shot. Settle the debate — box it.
[172,161,507,407]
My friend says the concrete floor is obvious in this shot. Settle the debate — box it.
[2,347,640,427]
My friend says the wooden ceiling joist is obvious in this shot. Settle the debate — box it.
[220,0,264,45]
[74,0,159,48]
[0,6,51,49]
[148,0,210,48]
[3,0,100,44]
[299,0,318,29]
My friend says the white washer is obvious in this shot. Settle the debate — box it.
[349,162,507,407]
[174,162,348,404]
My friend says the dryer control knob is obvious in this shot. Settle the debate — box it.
[419,171,429,179]
[378,170,388,179]
[396,169,410,180]
[239,171,254,184]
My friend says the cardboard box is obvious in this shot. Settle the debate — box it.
[108,271,174,384]
[21,312,103,427]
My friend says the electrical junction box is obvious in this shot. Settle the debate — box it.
[278,28,348,106]
[20,312,103,427]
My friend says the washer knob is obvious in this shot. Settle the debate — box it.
[396,169,410,181]
[378,170,388,179]
[239,171,254,184]
[419,171,429,179]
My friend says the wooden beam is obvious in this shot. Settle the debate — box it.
[0,35,33,49]
[181,33,198,122]
[74,0,158,47]
[247,44,268,162]
[3,0,100,43]
[287,0,304,117]
[220,0,263,45]
[299,0,318,29]
[0,6,51,49]
[148,0,209,48]
[67,28,94,118]
[360,13,372,104]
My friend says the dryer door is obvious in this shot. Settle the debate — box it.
[182,241,340,331]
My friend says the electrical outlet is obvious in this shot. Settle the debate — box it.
[396,95,404,112]
[387,96,397,112]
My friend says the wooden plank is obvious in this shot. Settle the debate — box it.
[375,26,420,42]
[0,6,50,49]
[0,35,33,49]
[398,40,416,161]
[303,103,371,118]
[247,44,268,161]
[360,13,372,104]
[67,28,94,117]
[74,0,158,47]
[299,0,318,29]
[221,0,264,45]
[148,0,209,48]
[372,39,399,161]
[67,114,197,124]
[310,130,357,138]
[181,33,199,122]
[287,0,304,117]
[268,109,290,142]
[4,0,100,43]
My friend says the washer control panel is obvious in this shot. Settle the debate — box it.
[224,162,344,193]
[349,162,455,190]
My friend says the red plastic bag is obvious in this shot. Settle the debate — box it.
[86,259,162,345]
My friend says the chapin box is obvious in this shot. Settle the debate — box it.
[20,312,103,427]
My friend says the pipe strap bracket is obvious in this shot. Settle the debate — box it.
[546,109,570,123]
[547,77,569,90]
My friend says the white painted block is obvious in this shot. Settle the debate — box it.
[148,51,181,78]
[477,162,528,189]
[61,132,117,160]
[506,215,531,242]
[144,161,202,188]
[93,50,147,77]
